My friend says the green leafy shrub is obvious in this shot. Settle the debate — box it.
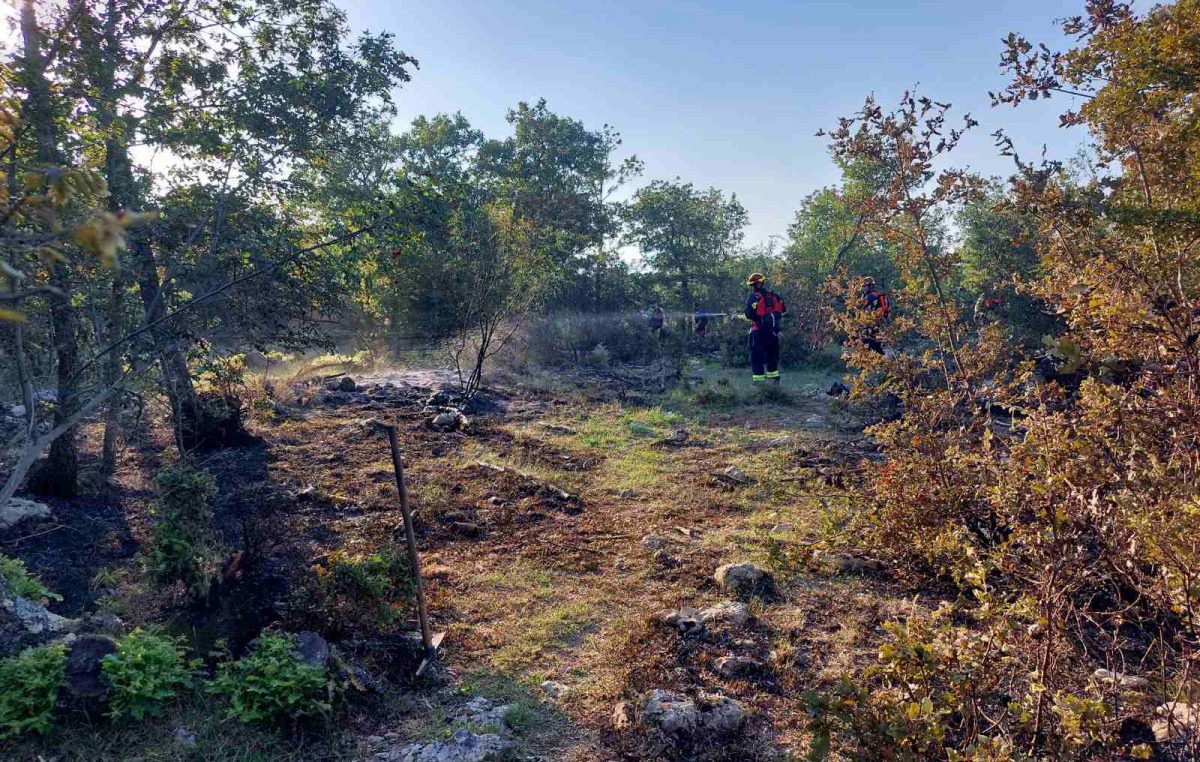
[148,463,222,599]
[101,629,199,720]
[0,645,66,740]
[208,632,330,723]
[0,554,61,603]
[291,548,414,638]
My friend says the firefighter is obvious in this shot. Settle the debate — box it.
[860,276,891,354]
[693,304,709,337]
[744,272,786,383]
[649,303,665,337]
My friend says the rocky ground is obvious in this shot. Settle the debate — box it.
[2,363,922,761]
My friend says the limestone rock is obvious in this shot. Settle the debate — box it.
[636,689,745,749]
[393,728,510,762]
[369,696,515,762]
[698,601,752,629]
[0,498,51,530]
[653,607,703,637]
[1152,702,1197,744]
[714,562,770,597]
[0,574,71,657]
[1093,668,1149,690]
[431,410,468,431]
[296,631,329,669]
[713,655,760,680]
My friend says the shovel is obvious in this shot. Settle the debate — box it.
[384,423,444,677]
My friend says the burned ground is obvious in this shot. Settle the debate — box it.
[2,367,921,761]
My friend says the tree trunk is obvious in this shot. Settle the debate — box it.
[99,271,124,476]
[21,0,80,496]
[80,0,229,456]
[88,3,128,477]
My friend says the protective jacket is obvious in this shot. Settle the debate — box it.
[862,286,890,321]
[745,288,786,333]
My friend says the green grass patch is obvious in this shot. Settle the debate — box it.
[491,601,598,672]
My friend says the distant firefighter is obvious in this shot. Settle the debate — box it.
[744,272,786,383]
[648,303,665,337]
[860,276,891,354]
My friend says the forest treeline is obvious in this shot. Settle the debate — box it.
[3,0,1200,758]
[0,0,1059,500]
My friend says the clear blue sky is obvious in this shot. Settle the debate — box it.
[338,0,1094,247]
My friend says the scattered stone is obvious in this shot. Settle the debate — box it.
[713,655,761,680]
[323,391,354,406]
[714,562,770,598]
[451,521,482,538]
[612,700,634,730]
[652,549,680,568]
[1,573,72,657]
[1094,668,1149,690]
[452,697,515,735]
[653,601,753,638]
[81,612,124,636]
[634,689,746,750]
[173,725,198,748]
[295,631,329,669]
[330,376,356,392]
[641,535,672,550]
[0,497,51,530]
[62,635,117,712]
[822,554,885,575]
[714,466,753,486]
[651,429,689,448]
[540,680,570,700]
[827,381,850,398]
[653,607,703,636]
[390,727,511,762]
[1153,702,1198,744]
[431,410,469,431]
[697,601,752,629]
[339,417,385,439]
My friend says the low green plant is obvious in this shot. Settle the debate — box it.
[291,548,414,637]
[208,632,330,723]
[0,554,60,603]
[148,463,222,599]
[687,379,739,407]
[101,629,199,720]
[0,645,66,740]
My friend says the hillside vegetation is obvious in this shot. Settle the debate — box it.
[2,1,1200,760]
